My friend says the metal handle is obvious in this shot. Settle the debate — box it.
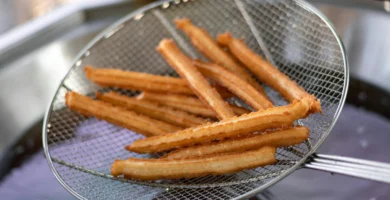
[304,154,390,183]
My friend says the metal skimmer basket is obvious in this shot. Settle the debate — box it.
[43,0,348,199]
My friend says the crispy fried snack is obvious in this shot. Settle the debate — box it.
[111,146,276,180]
[96,91,208,128]
[127,98,312,153]
[84,66,194,95]
[194,60,273,110]
[157,39,235,120]
[65,92,181,137]
[217,32,322,113]
[85,66,234,98]
[164,127,309,160]
[175,18,267,95]
[137,92,250,117]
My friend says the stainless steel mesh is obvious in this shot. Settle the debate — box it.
[43,0,347,199]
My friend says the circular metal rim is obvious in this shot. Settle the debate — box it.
[42,0,350,199]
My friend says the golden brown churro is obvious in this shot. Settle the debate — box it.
[137,92,250,117]
[164,127,309,160]
[217,32,322,113]
[65,92,181,137]
[194,60,273,110]
[175,18,267,95]
[84,66,194,95]
[85,66,234,98]
[127,98,312,153]
[111,146,276,180]
[96,91,208,128]
[157,39,235,120]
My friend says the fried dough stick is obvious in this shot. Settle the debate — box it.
[85,66,186,85]
[157,39,235,120]
[194,60,273,110]
[175,18,267,95]
[127,98,313,153]
[217,33,322,113]
[96,91,208,128]
[85,66,234,98]
[65,92,181,137]
[85,66,194,95]
[111,146,276,180]
[164,127,309,160]
[137,92,250,117]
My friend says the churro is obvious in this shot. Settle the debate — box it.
[175,18,267,95]
[84,66,193,95]
[85,66,235,98]
[137,92,250,117]
[194,60,273,110]
[65,92,180,137]
[217,32,322,113]
[111,146,276,180]
[157,39,235,120]
[96,91,208,128]
[164,127,309,160]
[127,98,312,153]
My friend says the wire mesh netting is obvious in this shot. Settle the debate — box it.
[44,0,347,199]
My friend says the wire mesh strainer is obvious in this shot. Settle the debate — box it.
[42,0,388,199]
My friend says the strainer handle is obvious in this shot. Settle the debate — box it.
[304,154,390,184]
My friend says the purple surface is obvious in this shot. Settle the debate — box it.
[0,151,75,200]
[0,104,389,199]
